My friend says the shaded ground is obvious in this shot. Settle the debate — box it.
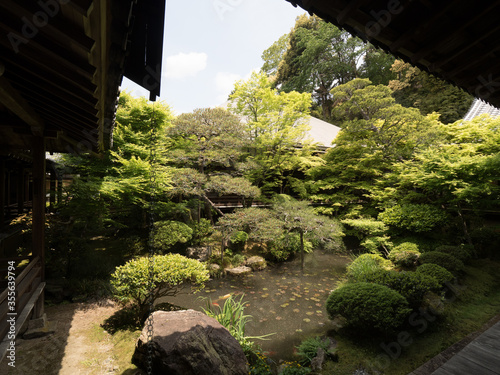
[0,300,122,375]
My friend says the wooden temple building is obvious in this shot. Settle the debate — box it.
[0,0,166,360]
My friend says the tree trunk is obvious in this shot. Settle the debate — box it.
[457,203,474,247]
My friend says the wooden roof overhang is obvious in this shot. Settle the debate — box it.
[0,0,166,155]
[285,0,500,108]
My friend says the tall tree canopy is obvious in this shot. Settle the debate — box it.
[168,107,259,219]
[275,15,367,120]
[389,60,473,124]
[261,33,290,78]
[375,114,500,245]
[59,93,174,231]
[265,15,395,122]
[308,79,442,217]
[229,71,322,196]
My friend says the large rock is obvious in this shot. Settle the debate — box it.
[225,266,252,276]
[245,256,267,271]
[132,310,248,375]
[186,246,211,262]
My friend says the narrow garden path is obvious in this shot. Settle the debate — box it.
[0,301,120,375]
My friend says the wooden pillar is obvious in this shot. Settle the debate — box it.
[32,136,46,281]
[17,165,24,214]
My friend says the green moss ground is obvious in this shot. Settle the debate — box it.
[321,259,500,374]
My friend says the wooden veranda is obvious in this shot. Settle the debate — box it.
[0,0,166,362]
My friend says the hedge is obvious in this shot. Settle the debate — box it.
[356,269,440,308]
[326,282,411,333]
[416,263,454,285]
[418,251,464,275]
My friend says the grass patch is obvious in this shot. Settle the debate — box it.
[110,329,142,372]
[322,259,500,374]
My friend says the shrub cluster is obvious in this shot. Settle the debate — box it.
[326,282,411,333]
[356,269,440,308]
[378,203,448,233]
[434,245,472,262]
[419,251,464,275]
[346,253,392,280]
[111,253,209,312]
[416,263,454,285]
[296,336,331,366]
[389,242,420,267]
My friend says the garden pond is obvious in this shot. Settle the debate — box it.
[159,249,351,361]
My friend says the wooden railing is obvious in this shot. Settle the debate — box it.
[0,255,44,362]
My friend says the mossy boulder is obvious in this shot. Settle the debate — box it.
[245,256,267,271]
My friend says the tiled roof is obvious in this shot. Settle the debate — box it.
[306,116,340,147]
[463,98,500,121]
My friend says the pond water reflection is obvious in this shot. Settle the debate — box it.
[159,250,351,361]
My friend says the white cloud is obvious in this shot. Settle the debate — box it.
[165,52,208,79]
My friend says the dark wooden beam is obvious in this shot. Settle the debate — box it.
[0,19,95,81]
[0,0,94,54]
[411,4,500,64]
[7,66,97,109]
[390,1,455,54]
[0,64,44,137]
[65,0,93,16]
[336,0,368,24]
[0,46,95,97]
[19,88,99,126]
[430,23,500,71]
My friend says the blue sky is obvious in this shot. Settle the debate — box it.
[121,0,305,114]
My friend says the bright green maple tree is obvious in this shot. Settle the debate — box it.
[308,78,442,217]
[378,114,500,245]
[229,71,322,196]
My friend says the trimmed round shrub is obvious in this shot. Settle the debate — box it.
[346,253,392,280]
[416,263,454,285]
[419,251,464,275]
[434,245,472,262]
[326,282,411,333]
[389,242,420,267]
[357,269,440,308]
[111,254,209,317]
